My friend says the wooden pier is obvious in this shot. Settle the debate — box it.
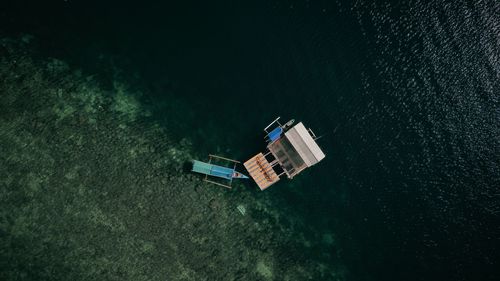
[243,153,280,190]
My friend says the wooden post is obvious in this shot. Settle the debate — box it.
[204,179,232,189]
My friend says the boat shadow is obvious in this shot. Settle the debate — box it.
[182,161,193,173]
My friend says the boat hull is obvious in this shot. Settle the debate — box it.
[192,160,249,180]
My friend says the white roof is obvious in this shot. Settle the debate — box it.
[284,122,325,167]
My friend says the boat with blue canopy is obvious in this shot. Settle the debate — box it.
[191,154,249,188]
[190,117,325,191]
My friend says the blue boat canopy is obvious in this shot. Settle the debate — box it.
[267,126,283,142]
[192,160,234,180]
[191,155,249,189]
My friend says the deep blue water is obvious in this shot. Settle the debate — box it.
[1,0,499,280]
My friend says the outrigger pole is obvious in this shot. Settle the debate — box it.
[191,154,249,189]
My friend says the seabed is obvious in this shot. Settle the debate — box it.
[0,38,346,281]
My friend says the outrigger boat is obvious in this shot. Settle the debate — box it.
[191,154,249,188]
[191,117,325,191]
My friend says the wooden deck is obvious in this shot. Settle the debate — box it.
[244,153,280,190]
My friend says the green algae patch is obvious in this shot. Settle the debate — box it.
[53,102,76,121]
[322,232,336,245]
[256,260,274,279]
[111,81,142,121]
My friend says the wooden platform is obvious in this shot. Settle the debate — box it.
[244,153,280,190]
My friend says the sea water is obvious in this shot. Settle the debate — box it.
[1,1,498,280]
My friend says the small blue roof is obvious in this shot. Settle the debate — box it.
[268,127,283,142]
[192,160,234,180]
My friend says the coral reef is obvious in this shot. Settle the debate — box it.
[0,39,345,280]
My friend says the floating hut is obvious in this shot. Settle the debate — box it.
[244,117,326,190]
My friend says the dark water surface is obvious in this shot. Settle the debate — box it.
[1,0,499,280]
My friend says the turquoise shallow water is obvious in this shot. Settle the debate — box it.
[1,1,499,280]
